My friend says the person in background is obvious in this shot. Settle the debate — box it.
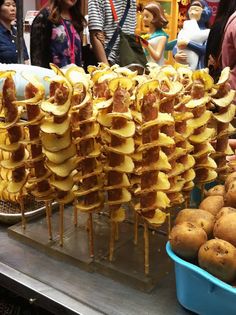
[141,2,168,66]
[205,0,236,82]
[221,7,236,167]
[88,0,137,65]
[221,11,236,90]
[174,0,211,69]
[30,0,86,69]
[82,14,98,70]
[0,0,29,64]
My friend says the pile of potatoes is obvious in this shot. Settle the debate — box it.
[169,172,236,284]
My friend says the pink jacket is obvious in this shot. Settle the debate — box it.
[222,12,236,90]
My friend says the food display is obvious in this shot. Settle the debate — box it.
[0,62,236,277]
[169,170,236,285]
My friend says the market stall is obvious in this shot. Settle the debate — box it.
[0,1,235,315]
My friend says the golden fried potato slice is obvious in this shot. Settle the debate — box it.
[108,77,133,93]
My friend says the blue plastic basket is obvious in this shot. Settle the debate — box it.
[166,242,236,315]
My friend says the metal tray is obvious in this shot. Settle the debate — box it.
[0,195,46,225]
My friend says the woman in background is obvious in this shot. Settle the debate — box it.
[141,2,168,65]
[0,0,29,64]
[221,10,236,90]
[30,0,86,68]
[205,0,236,81]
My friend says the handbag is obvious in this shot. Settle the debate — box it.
[105,0,147,67]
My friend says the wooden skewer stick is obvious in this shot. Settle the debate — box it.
[134,211,139,245]
[45,201,53,240]
[144,221,149,275]
[59,203,64,247]
[109,219,116,262]
[200,184,205,202]
[73,200,78,227]
[115,222,119,241]
[184,198,188,208]
[19,197,26,230]
[167,213,171,237]
[88,212,94,258]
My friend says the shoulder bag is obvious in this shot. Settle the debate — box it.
[105,0,147,67]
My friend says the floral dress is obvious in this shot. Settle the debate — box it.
[30,8,82,69]
[50,18,82,67]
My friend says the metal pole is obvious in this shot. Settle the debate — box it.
[16,0,24,64]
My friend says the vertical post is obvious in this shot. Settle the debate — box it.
[16,0,24,64]
[144,222,149,275]
[88,213,94,258]
[59,203,64,246]
[134,211,139,245]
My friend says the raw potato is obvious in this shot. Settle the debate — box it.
[169,222,207,260]
[215,207,236,221]
[199,196,224,216]
[225,180,236,207]
[198,239,236,283]
[175,208,215,237]
[213,213,236,247]
[225,171,236,192]
[206,185,225,197]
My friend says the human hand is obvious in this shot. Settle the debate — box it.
[140,37,149,49]
[177,39,189,50]
[174,50,188,64]
[95,32,106,45]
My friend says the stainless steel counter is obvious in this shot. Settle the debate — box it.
[0,225,192,315]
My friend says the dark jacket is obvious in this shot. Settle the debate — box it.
[0,23,29,64]
[30,8,53,68]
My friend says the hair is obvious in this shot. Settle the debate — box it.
[188,0,212,26]
[214,0,236,28]
[209,0,236,53]
[143,2,168,29]
[0,0,16,7]
[47,0,86,33]
[191,1,203,8]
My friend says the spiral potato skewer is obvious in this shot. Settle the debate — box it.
[135,79,173,274]
[40,66,75,245]
[103,77,135,261]
[185,71,217,203]
[211,67,236,180]
[68,66,103,258]
[0,71,28,226]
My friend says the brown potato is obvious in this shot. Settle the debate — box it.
[216,207,236,221]
[205,185,225,197]
[213,213,236,247]
[225,180,236,207]
[169,222,207,260]
[175,208,215,237]
[225,171,236,192]
[198,239,236,283]
[199,196,224,216]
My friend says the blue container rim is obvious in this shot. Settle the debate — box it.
[166,241,236,294]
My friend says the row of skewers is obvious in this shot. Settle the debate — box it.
[0,63,235,274]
